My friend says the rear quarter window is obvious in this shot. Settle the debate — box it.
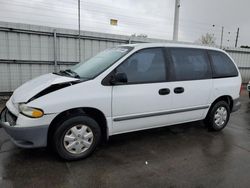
[209,50,238,78]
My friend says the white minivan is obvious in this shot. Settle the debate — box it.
[0,43,241,160]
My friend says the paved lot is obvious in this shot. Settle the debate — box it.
[0,92,250,188]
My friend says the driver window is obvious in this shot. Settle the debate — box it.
[116,48,167,84]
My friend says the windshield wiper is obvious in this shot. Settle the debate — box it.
[58,69,80,78]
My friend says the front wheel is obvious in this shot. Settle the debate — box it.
[204,101,230,131]
[52,115,101,161]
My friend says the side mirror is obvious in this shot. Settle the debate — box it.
[110,72,128,85]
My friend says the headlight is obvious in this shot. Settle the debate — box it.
[19,104,44,118]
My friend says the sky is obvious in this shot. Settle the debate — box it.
[0,0,249,47]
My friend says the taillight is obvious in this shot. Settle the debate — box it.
[240,84,243,95]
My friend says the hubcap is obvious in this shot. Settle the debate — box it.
[63,125,94,154]
[214,107,227,127]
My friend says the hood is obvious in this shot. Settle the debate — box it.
[12,73,79,103]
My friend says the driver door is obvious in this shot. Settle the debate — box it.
[111,48,174,134]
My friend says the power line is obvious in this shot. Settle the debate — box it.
[1,1,174,28]
[0,0,241,47]
[1,0,230,31]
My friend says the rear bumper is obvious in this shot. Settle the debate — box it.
[0,108,48,148]
[232,98,241,113]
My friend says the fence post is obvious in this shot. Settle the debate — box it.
[53,29,58,72]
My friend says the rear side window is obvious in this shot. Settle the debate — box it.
[116,48,167,83]
[169,48,211,81]
[209,51,238,78]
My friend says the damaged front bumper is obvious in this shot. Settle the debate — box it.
[0,107,49,148]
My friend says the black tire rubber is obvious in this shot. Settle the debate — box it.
[204,101,230,131]
[52,115,101,161]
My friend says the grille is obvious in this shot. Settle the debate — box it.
[1,108,17,126]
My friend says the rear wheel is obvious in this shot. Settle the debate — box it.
[52,115,101,161]
[204,101,230,131]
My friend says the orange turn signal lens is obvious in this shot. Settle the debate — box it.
[32,109,44,118]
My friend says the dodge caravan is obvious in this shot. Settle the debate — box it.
[0,43,241,160]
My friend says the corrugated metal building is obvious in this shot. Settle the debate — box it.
[226,48,250,84]
[0,21,250,93]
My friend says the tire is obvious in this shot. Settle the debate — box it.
[204,101,230,131]
[52,115,101,161]
[249,92,250,99]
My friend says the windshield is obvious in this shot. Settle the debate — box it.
[69,46,133,79]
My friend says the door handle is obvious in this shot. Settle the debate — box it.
[174,87,184,94]
[159,88,170,95]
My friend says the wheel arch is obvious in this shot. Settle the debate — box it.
[210,95,233,112]
[47,107,108,146]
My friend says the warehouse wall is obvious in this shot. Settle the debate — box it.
[0,21,167,93]
[226,48,250,83]
[0,21,250,93]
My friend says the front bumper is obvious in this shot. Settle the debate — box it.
[232,98,241,113]
[0,108,48,148]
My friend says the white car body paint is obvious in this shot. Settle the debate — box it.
[2,43,242,147]
[12,73,79,103]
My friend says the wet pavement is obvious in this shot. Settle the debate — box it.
[0,92,250,188]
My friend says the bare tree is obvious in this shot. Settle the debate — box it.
[198,33,216,45]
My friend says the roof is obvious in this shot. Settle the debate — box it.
[121,43,223,52]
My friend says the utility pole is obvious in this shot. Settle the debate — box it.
[173,0,180,41]
[129,34,136,44]
[220,26,224,49]
[235,27,240,48]
[78,0,81,62]
[53,29,58,72]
